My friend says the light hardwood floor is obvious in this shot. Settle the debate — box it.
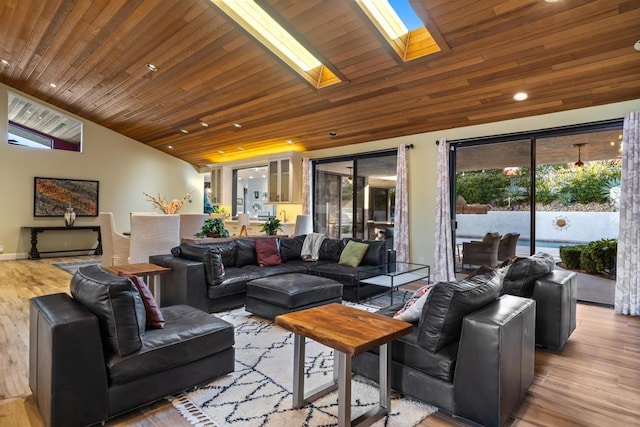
[0,256,638,426]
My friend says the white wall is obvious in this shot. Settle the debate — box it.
[306,99,640,266]
[0,83,204,259]
[457,211,619,243]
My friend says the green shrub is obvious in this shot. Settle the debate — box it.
[456,169,510,205]
[581,239,617,275]
[559,245,584,269]
[561,240,617,276]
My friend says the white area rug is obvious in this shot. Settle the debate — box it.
[169,307,436,426]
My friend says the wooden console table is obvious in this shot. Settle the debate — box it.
[22,226,102,260]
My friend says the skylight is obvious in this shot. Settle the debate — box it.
[388,0,424,31]
[210,0,340,89]
[357,0,441,62]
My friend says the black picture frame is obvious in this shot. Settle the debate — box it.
[34,177,99,217]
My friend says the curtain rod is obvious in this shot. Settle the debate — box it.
[406,144,414,149]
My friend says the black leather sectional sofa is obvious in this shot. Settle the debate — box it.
[149,235,392,312]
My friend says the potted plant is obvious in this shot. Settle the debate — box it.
[196,218,229,238]
[260,217,282,236]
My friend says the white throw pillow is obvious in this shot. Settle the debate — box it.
[393,285,432,322]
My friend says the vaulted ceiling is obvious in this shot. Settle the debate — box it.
[1,0,639,168]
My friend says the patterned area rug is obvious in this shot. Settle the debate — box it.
[52,260,101,275]
[169,307,436,426]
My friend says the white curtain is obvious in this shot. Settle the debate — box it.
[302,157,312,215]
[433,138,456,283]
[395,145,409,262]
[615,112,640,316]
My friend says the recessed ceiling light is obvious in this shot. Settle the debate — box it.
[237,146,244,151]
[49,83,57,88]
[146,63,158,72]
[180,129,189,134]
[200,121,209,127]
[167,145,173,149]
[513,92,528,101]
[249,176,254,179]
[328,131,337,137]
[0,59,9,66]
[544,0,559,3]
[634,40,640,52]
[233,123,242,128]
[217,150,225,154]
[287,139,294,144]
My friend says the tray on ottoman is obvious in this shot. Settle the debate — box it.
[245,273,343,320]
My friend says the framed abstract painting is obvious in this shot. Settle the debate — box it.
[34,177,99,217]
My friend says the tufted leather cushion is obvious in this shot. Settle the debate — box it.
[70,265,146,356]
[502,252,555,297]
[418,270,502,353]
[279,235,305,262]
[318,238,342,261]
[179,243,212,282]
[235,239,257,267]
[105,305,234,385]
[213,241,237,268]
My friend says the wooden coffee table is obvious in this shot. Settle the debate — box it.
[275,303,412,427]
[104,263,171,305]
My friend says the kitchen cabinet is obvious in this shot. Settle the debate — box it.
[268,156,300,203]
[210,167,222,204]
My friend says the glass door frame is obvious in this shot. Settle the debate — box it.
[449,119,623,258]
[311,148,398,239]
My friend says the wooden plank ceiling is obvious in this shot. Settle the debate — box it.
[1,0,639,168]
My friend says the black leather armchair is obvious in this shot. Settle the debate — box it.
[353,292,535,427]
[29,266,235,427]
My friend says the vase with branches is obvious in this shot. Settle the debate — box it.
[143,191,192,214]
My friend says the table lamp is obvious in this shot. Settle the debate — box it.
[293,214,313,236]
[237,213,250,237]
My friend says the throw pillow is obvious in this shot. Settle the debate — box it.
[235,239,257,267]
[255,238,282,267]
[394,284,433,322]
[70,265,146,356]
[338,240,369,267]
[118,273,165,329]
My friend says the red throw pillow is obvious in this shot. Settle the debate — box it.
[255,238,282,267]
[118,272,165,329]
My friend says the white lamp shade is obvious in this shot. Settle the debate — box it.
[293,214,313,236]
[237,213,251,226]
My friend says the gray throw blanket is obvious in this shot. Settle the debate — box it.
[301,233,327,261]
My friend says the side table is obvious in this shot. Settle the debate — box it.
[104,263,171,305]
[275,303,412,426]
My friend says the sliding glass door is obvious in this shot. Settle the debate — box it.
[451,120,622,270]
[313,152,397,240]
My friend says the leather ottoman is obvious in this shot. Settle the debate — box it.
[245,273,343,320]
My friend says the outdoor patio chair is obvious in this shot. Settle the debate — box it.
[498,232,521,261]
[462,232,501,268]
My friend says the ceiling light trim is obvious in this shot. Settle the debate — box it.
[356,0,441,62]
[210,0,341,89]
